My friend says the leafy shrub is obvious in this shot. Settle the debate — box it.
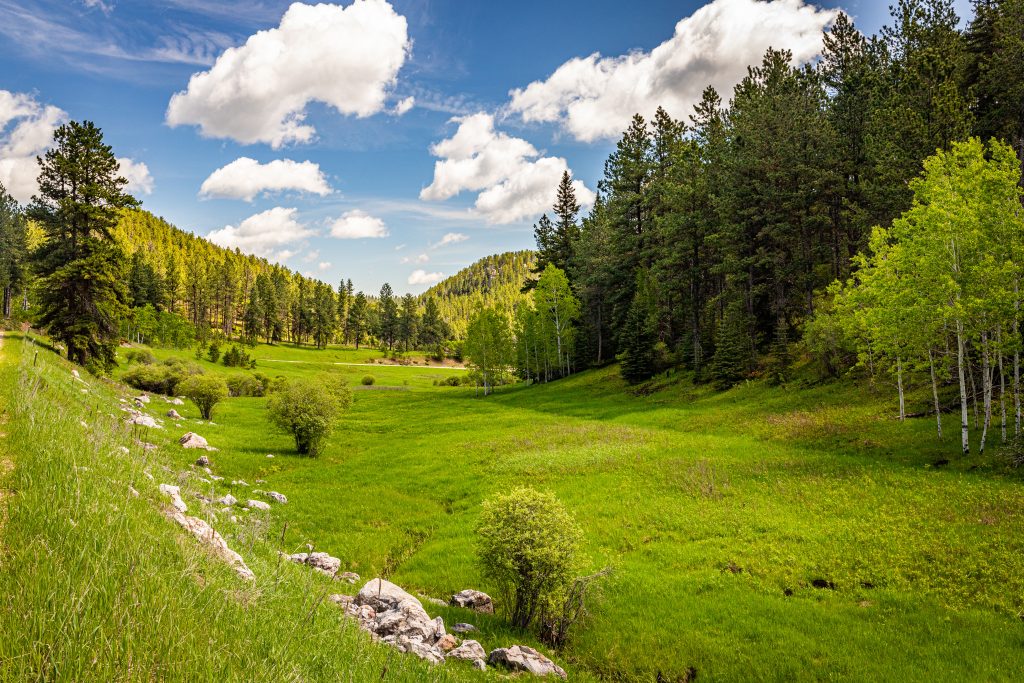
[206,340,222,364]
[222,345,255,368]
[476,488,582,630]
[122,358,202,395]
[225,374,266,397]
[361,375,375,386]
[124,349,155,365]
[178,375,228,420]
[267,378,352,456]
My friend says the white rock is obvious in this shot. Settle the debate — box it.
[265,491,287,504]
[231,480,249,487]
[266,454,275,459]
[128,414,161,428]
[180,432,215,450]
[167,409,182,419]
[166,510,254,581]
[247,500,271,511]
[449,640,486,662]
[451,589,494,613]
[168,397,185,405]
[159,484,187,513]
[286,551,341,577]
[219,494,237,506]
[136,394,150,404]
[488,646,566,679]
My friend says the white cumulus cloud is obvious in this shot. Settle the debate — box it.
[166,0,411,148]
[0,90,67,202]
[508,0,838,142]
[433,232,468,248]
[408,269,444,286]
[329,209,389,239]
[401,253,429,264]
[420,112,594,224]
[207,206,315,258]
[117,157,154,195]
[199,157,331,201]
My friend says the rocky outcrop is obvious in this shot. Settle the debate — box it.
[180,432,215,450]
[451,589,494,613]
[449,639,486,662]
[488,645,566,679]
[159,484,187,513]
[166,510,254,581]
[286,551,341,577]
[352,578,447,664]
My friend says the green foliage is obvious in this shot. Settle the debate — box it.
[710,302,752,390]
[476,488,583,630]
[464,306,515,395]
[0,182,29,320]
[206,339,222,364]
[619,290,656,384]
[178,374,228,420]
[361,375,375,386]
[267,377,352,456]
[30,121,138,370]
[121,357,202,395]
[225,373,267,398]
[221,344,255,368]
[124,349,155,365]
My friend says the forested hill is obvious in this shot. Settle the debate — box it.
[421,251,535,339]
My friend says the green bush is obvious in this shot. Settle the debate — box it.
[178,375,228,420]
[267,378,352,457]
[361,375,375,386]
[122,358,202,395]
[222,345,255,369]
[476,488,582,630]
[124,349,155,365]
[225,374,266,398]
[206,340,222,364]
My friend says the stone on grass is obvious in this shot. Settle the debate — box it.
[167,409,182,419]
[218,493,238,506]
[159,484,187,513]
[168,397,185,405]
[473,659,486,671]
[452,623,477,634]
[180,432,215,450]
[451,589,494,613]
[286,551,341,577]
[437,634,458,652]
[135,394,150,404]
[488,645,566,679]
[195,454,210,467]
[338,571,360,584]
[449,640,486,661]
[166,510,254,581]
[128,414,161,428]
[352,578,445,663]
[247,499,271,511]
[265,491,287,504]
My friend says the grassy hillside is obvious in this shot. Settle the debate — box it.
[5,333,1024,681]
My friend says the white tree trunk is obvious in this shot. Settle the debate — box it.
[980,331,993,454]
[929,348,942,440]
[957,319,970,456]
[896,354,906,421]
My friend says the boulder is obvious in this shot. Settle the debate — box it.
[473,659,486,671]
[449,640,486,662]
[128,414,161,428]
[71,368,80,379]
[247,500,271,511]
[135,394,150,404]
[168,397,185,405]
[265,491,287,504]
[166,510,254,581]
[488,646,566,679]
[218,493,238,506]
[356,578,439,643]
[180,432,214,450]
[159,484,187,513]
[437,634,458,652]
[195,454,210,467]
[167,409,182,419]
[433,615,446,638]
[452,623,477,634]
[287,551,341,577]
[451,589,494,614]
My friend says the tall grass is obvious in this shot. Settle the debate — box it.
[0,334,475,681]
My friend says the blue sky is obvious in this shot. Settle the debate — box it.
[0,0,972,295]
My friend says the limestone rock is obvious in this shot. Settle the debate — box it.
[195,454,210,467]
[451,589,494,614]
[452,623,477,634]
[488,645,566,679]
[135,394,150,404]
[265,491,287,504]
[287,551,341,577]
[159,484,187,513]
[128,413,161,428]
[168,397,185,405]
[167,409,182,419]
[218,493,237,506]
[180,432,215,450]
[449,640,486,661]
[473,659,486,671]
[338,571,360,584]
[166,510,254,581]
[247,500,271,511]
[437,634,458,652]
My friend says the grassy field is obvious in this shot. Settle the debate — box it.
[4,333,1024,681]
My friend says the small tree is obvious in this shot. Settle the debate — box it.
[476,488,582,630]
[178,374,228,420]
[267,377,352,456]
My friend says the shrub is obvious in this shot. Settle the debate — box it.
[476,488,582,630]
[222,345,255,368]
[122,358,202,395]
[124,349,155,365]
[361,375,375,386]
[226,374,265,397]
[178,375,228,420]
[206,340,222,364]
[267,378,352,456]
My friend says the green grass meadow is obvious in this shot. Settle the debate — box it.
[3,333,1024,680]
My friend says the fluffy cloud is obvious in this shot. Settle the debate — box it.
[199,157,331,201]
[117,157,154,195]
[393,96,415,116]
[420,112,594,224]
[0,90,67,202]
[318,261,332,271]
[401,253,429,264]
[207,206,315,258]
[408,269,445,286]
[329,209,389,239]
[166,0,410,147]
[508,0,837,142]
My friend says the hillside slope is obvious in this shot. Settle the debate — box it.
[421,251,535,338]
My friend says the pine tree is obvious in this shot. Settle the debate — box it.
[349,292,369,349]
[377,282,398,350]
[710,302,751,390]
[398,293,419,351]
[0,183,28,320]
[29,121,138,369]
[619,292,656,384]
